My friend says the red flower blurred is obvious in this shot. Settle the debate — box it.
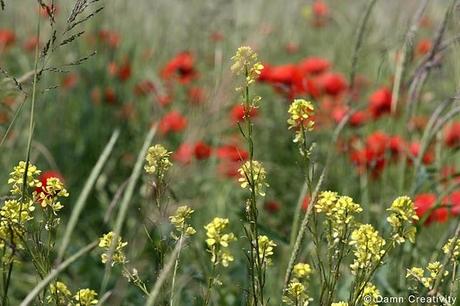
[159,111,187,134]
[173,143,193,165]
[216,144,248,162]
[231,105,258,124]
[444,122,460,148]
[285,42,299,54]
[264,200,280,213]
[368,86,392,118]
[117,61,132,82]
[444,191,460,216]
[299,57,330,75]
[0,29,15,48]
[61,73,78,90]
[312,0,329,27]
[414,193,448,225]
[416,39,432,56]
[194,141,212,160]
[23,36,39,52]
[408,142,434,165]
[104,87,117,105]
[319,73,347,96]
[156,95,172,107]
[161,52,198,84]
[302,196,311,211]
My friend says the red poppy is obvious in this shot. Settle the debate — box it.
[259,64,303,98]
[218,160,243,178]
[319,73,347,96]
[216,144,248,162]
[173,143,193,165]
[156,95,172,107]
[302,196,311,211]
[264,200,280,213]
[312,0,329,27]
[408,142,434,165]
[104,87,117,105]
[161,52,198,84]
[444,191,460,216]
[414,193,448,225]
[368,86,392,118]
[194,141,212,160]
[298,57,330,75]
[117,61,132,82]
[444,122,460,148]
[134,80,156,97]
[416,39,432,56]
[231,105,258,123]
[0,29,15,48]
[159,111,187,135]
[388,135,406,158]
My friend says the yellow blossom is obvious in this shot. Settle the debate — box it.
[349,224,386,274]
[35,177,69,213]
[442,238,460,260]
[98,231,128,266]
[144,144,172,178]
[331,302,348,306]
[238,160,268,197]
[47,281,72,304]
[74,288,98,306]
[257,235,276,265]
[8,161,41,195]
[282,281,310,305]
[360,283,380,306]
[169,205,196,239]
[231,46,263,88]
[204,217,236,267]
[386,196,418,244]
[287,99,315,144]
[293,263,312,280]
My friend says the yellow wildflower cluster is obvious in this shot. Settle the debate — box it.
[47,282,98,306]
[204,217,236,267]
[7,161,42,195]
[315,192,363,240]
[35,177,69,214]
[406,262,447,289]
[287,99,315,144]
[74,288,98,306]
[386,196,418,244]
[231,46,264,90]
[283,263,312,305]
[144,144,173,179]
[349,224,386,274]
[0,199,35,250]
[98,231,128,266]
[169,205,196,239]
[360,283,380,306]
[331,302,348,306]
[238,160,269,197]
[257,235,276,265]
[442,238,460,260]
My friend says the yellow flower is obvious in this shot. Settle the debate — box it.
[360,283,380,306]
[257,235,276,265]
[47,281,72,304]
[442,238,460,260]
[0,199,35,250]
[98,231,128,266]
[169,205,196,239]
[231,46,263,89]
[8,161,41,195]
[204,217,237,267]
[35,177,69,213]
[406,263,448,289]
[349,224,386,274]
[238,160,268,197]
[331,302,348,306]
[282,281,310,305]
[144,144,172,178]
[74,288,98,306]
[315,191,339,215]
[386,196,418,244]
[287,99,315,144]
[293,263,312,280]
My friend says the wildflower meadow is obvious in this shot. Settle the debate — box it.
[1,0,460,305]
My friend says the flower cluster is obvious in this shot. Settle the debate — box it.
[442,238,460,261]
[331,302,348,306]
[35,177,69,214]
[204,217,237,267]
[360,283,380,306]
[283,263,312,305]
[349,224,386,274]
[0,200,35,251]
[238,160,269,197]
[315,191,363,240]
[287,99,315,144]
[7,161,42,195]
[256,235,276,265]
[47,282,98,306]
[144,144,173,179]
[386,196,418,244]
[406,262,447,289]
[98,231,128,266]
[231,46,264,89]
[169,205,196,239]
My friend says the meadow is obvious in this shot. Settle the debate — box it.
[1,0,460,305]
